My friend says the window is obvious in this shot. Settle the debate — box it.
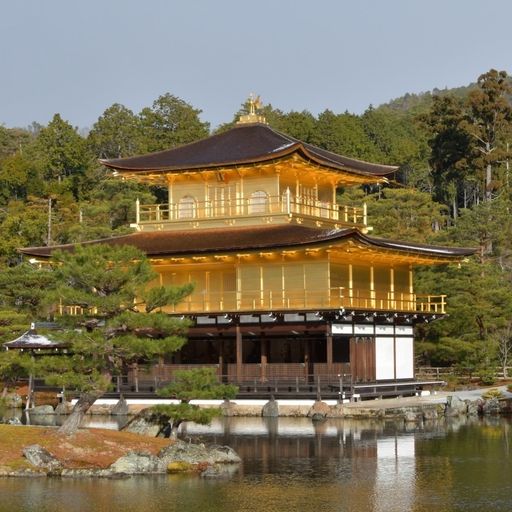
[178,196,196,219]
[248,190,269,214]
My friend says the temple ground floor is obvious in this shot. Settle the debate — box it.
[124,311,439,399]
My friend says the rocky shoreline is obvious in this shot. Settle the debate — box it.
[0,439,241,479]
[5,389,512,423]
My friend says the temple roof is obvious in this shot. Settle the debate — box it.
[3,326,63,350]
[19,225,475,261]
[100,123,398,177]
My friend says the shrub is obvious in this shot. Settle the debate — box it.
[477,370,496,386]
[481,388,504,400]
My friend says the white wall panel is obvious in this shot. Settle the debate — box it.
[395,337,414,379]
[375,337,395,380]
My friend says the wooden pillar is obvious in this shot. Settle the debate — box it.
[218,338,224,381]
[326,328,333,376]
[236,325,243,382]
[260,336,268,382]
[304,340,310,381]
[133,363,139,393]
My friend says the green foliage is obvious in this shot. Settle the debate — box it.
[0,263,56,315]
[0,245,192,399]
[34,114,89,184]
[157,368,238,402]
[152,403,221,427]
[138,93,210,152]
[311,110,382,162]
[87,103,141,159]
[51,244,156,312]
[366,188,447,241]
[478,371,497,387]
[0,350,31,385]
[152,368,237,435]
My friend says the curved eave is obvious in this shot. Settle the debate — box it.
[101,146,396,181]
[19,227,476,264]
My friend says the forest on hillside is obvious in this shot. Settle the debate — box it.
[1,68,512,380]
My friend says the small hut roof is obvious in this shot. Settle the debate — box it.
[3,326,64,350]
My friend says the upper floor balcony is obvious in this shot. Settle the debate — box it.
[133,190,368,231]
[58,289,446,316]
[159,288,446,315]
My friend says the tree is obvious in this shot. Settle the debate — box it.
[151,367,238,438]
[0,126,32,162]
[0,350,31,398]
[415,259,512,374]
[34,114,89,183]
[138,94,210,152]
[463,69,512,202]
[422,94,473,218]
[32,244,193,435]
[365,188,447,242]
[87,103,141,159]
[279,110,317,142]
[310,110,382,162]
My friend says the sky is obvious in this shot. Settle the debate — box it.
[1,0,512,131]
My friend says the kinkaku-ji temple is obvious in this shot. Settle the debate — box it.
[21,98,475,399]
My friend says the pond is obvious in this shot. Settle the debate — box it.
[0,413,511,512]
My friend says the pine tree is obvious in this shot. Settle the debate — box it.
[151,368,238,438]
[31,244,193,435]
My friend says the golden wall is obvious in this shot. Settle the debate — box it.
[154,254,414,314]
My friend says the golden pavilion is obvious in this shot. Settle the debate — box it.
[21,102,474,397]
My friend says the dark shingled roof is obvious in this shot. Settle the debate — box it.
[19,225,475,260]
[100,123,398,177]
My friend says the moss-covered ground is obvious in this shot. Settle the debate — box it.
[0,424,170,471]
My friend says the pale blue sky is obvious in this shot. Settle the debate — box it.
[1,0,512,130]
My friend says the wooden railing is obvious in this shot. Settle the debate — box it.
[161,288,446,315]
[135,195,367,226]
[58,289,446,316]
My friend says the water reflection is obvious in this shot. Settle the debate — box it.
[0,408,129,430]
[0,412,511,512]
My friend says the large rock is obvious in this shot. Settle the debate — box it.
[110,451,164,474]
[158,440,241,467]
[445,395,467,417]
[111,396,129,416]
[31,405,54,415]
[262,398,279,418]
[307,400,330,419]
[23,444,62,473]
[481,397,501,415]
[121,408,161,437]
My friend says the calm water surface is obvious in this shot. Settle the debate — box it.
[1,414,511,512]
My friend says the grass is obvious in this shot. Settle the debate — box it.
[0,425,171,471]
